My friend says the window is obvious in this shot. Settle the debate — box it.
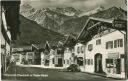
[52,58,54,64]
[114,39,123,48]
[88,44,93,51]
[86,59,88,65]
[77,57,83,66]
[88,59,90,65]
[57,49,64,54]
[106,41,113,49]
[81,46,84,53]
[77,47,80,53]
[96,39,101,45]
[114,40,117,48]
[85,59,92,65]
[67,60,69,64]
[85,59,86,65]
[64,60,65,64]
[119,39,123,47]
[106,59,113,68]
[66,48,69,53]
[91,59,93,65]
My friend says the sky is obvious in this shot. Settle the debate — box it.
[21,0,127,10]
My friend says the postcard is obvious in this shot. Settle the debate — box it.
[1,0,128,81]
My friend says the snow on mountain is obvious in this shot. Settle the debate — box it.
[78,6,105,17]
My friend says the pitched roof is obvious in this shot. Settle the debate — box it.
[48,41,59,47]
[64,34,76,47]
[44,41,59,50]
[32,43,45,49]
[89,17,113,23]
[77,15,126,43]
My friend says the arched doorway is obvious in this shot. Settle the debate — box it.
[94,53,103,73]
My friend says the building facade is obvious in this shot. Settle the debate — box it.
[41,41,65,67]
[26,52,34,65]
[74,43,85,71]
[54,42,64,67]
[63,35,76,68]
[84,30,125,78]
[1,1,21,74]
[1,7,12,73]
[76,17,127,78]
[63,47,74,68]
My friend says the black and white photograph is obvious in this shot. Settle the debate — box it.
[1,0,128,81]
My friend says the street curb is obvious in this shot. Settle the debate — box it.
[39,67,67,72]
[17,65,66,71]
[81,71,106,77]
[81,71,127,80]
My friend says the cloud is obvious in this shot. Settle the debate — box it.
[83,0,106,7]
[21,0,126,10]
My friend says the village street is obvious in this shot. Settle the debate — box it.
[2,63,126,81]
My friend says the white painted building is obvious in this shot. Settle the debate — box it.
[77,17,127,78]
[1,8,11,73]
[41,41,58,67]
[84,30,126,78]
[63,35,76,68]
[49,49,56,68]
[12,53,22,65]
[26,52,35,65]
[63,47,73,68]
[41,52,45,67]
[74,43,85,71]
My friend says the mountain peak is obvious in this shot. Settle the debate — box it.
[78,6,105,17]
[108,6,119,11]
[90,6,127,20]
[21,3,32,9]
[97,6,105,10]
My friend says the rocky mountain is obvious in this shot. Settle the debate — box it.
[60,7,127,35]
[20,3,36,17]
[20,4,127,36]
[20,4,79,17]
[60,16,89,35]
[52,7,80,16]
[20,4,77,33]
[90,6,127,20]
[14,15,65,47]
[79,6,105,17]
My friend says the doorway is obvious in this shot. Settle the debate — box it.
[58,58,63,67]
[77,57,83,66]
[94,53,103,73]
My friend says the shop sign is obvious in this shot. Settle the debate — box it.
[108,53,119,59]
[12,48,23,52]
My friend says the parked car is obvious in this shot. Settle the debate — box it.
[67,64,81,72]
